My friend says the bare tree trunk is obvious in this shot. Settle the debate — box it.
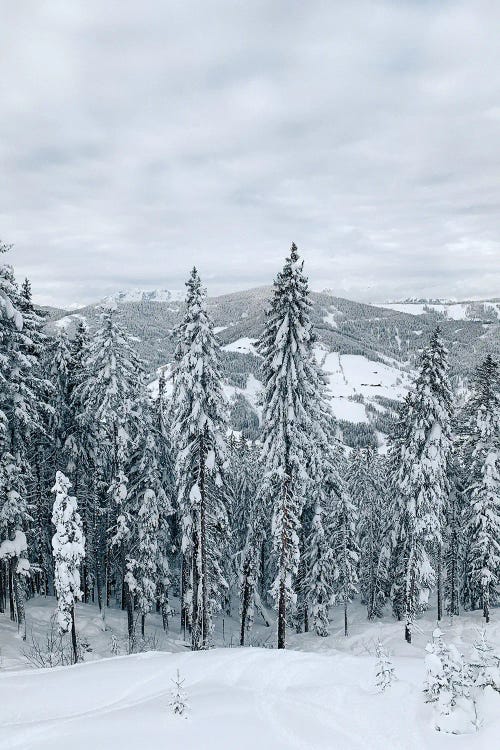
[277,579,286,649]
[436,545,442,622]
[71,605,78,663]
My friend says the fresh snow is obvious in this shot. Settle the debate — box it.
[54,313,87,329]
[373,300,500,321]
[102,289,185,305]
[316,348,411,423]
[2,597,500,749]
[222,337,259,355]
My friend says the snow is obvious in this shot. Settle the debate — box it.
[315,348,411,423]
[54,313,87,329]
[222,337,259,355]
[2,597,500,749]
[0,530,27,558]
[102,289,185,305]
[373,300,500,321]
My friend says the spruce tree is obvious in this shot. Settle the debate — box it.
[389,328,453,642]
[256,243,326,649]
[171,268,229,650]
[347,448,387,619]
[72,304,144,616]
[462,356,500,622]
[51,471,85,663]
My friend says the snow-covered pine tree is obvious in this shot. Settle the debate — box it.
[170,669,189,717]
[375,641,396,692]
[331,479,359,637]
[127,404,172,640]
[389,328,453,642]
[424,628,473,728]
[444,452,465,618]
[346,447,387,619]
[461,356,500,622]
[240,461,271,646]
[304,497,335,637]
[65,319,93,601]
[0,252,50,629]
[171,268,229,650]
[154,370,176,630]
[51,470,85,663]
[72,303,144,615]
[256,243,324,649]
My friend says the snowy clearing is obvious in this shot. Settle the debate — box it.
[1,598,500,749]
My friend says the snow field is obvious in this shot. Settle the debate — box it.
[1,598,500,749]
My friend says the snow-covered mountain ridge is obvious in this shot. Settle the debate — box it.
[43,285,500,446]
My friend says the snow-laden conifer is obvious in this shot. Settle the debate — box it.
[462,356,500,622]
[51,471,85,663]
[375,641,396,692]
[171,268,229,650]
[347,448,387,619]
[256,243,325,649]
[389,328,453,642]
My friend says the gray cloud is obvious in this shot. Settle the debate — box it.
[1,1,499,306]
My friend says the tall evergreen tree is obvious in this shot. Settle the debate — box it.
[51,471,85,663]
[256,243,323,649]
[462,356,500,622]
[72,304,144,616]
[389,328,453,642]
[347,448,387,619]
[171,268,229,650]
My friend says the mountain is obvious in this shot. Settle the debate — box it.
[43,287,500,447]
[370,298,500,322]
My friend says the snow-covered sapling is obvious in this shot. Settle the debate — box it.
[170,669,189,717]
[424,628,476,732]
[375,641,395,692]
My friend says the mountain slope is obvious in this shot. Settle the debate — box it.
[43,287,500,446]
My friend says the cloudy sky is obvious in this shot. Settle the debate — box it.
[1,1,499,307]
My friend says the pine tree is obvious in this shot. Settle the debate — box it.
[305,499,335,636]
[127,408,172,640]
[170,669,189,717]
[424,628,472,727]
[331,482,359,637]
[347,448,387,619]
[462,356,500,622]
[171,268,229,650]
[51,471,85,663]
[256,243,325,649]
[375,641,396,692]
[72,304,144,616]
[389,328,453,642]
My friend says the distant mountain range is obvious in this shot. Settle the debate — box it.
[42,288,500,447]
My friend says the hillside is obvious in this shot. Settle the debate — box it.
[43,287,500,446]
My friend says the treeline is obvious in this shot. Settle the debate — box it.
[0,241,499,658]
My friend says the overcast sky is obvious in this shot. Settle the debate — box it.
[1,1,499,307]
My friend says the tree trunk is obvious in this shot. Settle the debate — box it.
[405,622,412,644]
[240,559,252,646]
[71,606,78,663]
[127,584,135,651]
[8,560,15,622]
[200,464,208,649]
[436,545,442,622]
[277,579,286,649]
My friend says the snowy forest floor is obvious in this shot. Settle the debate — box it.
[1,597,500,748]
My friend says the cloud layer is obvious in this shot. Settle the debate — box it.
[1,1,499,306]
